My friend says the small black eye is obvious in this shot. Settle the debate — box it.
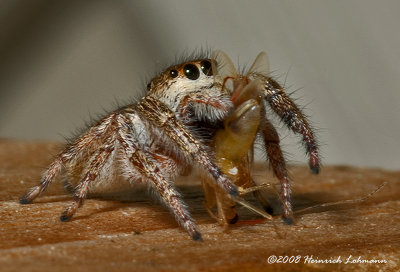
[170,69,178,78]
[183,64,200,80]
[146,82,151,90]
[201,60,213,76]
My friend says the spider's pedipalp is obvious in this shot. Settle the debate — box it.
[177,88,233,124]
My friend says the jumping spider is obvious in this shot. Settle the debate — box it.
[20,50,320,241]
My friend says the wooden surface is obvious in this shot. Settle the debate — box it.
[0,139,399,272]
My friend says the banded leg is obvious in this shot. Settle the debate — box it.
[60,141,115,221]
[20,114,117,204]
[117,126,201,240]
[136,96,238,197]
[20,158,64,204]
[262,77,320,174]
[260,106,293,222]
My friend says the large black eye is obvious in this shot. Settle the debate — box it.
[170,69,178,78]
[201,60,213,76]
[183,64,200,80]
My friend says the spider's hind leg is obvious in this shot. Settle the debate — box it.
[60,141,116,221]
[20,113,118,205]
[20,158,63,204]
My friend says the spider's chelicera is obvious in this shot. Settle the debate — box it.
[20,51,320,241]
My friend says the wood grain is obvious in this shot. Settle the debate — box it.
[0,139,399,271]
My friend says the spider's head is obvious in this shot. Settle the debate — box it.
[147,59,233,122]
[147,59,217,96]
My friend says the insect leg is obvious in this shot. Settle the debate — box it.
[262,77,320,174]
[249,181,274,215]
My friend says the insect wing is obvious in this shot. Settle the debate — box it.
[211,50,238,88]
[247,51,270,77]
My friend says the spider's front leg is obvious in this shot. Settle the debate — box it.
[120,94,238,240]
[117,117,202,240]
[137,96,238,197]
[262,77,320,174]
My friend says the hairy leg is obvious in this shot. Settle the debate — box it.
[60,139,116,221]
[260,106,293,222]
[262,77,320,174]
[19,158,64,204]
[117,122,202,240]
[20,114,118,204]
[136,96,238,197]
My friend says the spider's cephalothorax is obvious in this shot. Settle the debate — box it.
[20,57,237,241]
[20,51,320,240]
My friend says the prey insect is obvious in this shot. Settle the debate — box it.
[201,95,274,224]
[202,52,271,224]
[202,51,320,224]
[20,50,320,240]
